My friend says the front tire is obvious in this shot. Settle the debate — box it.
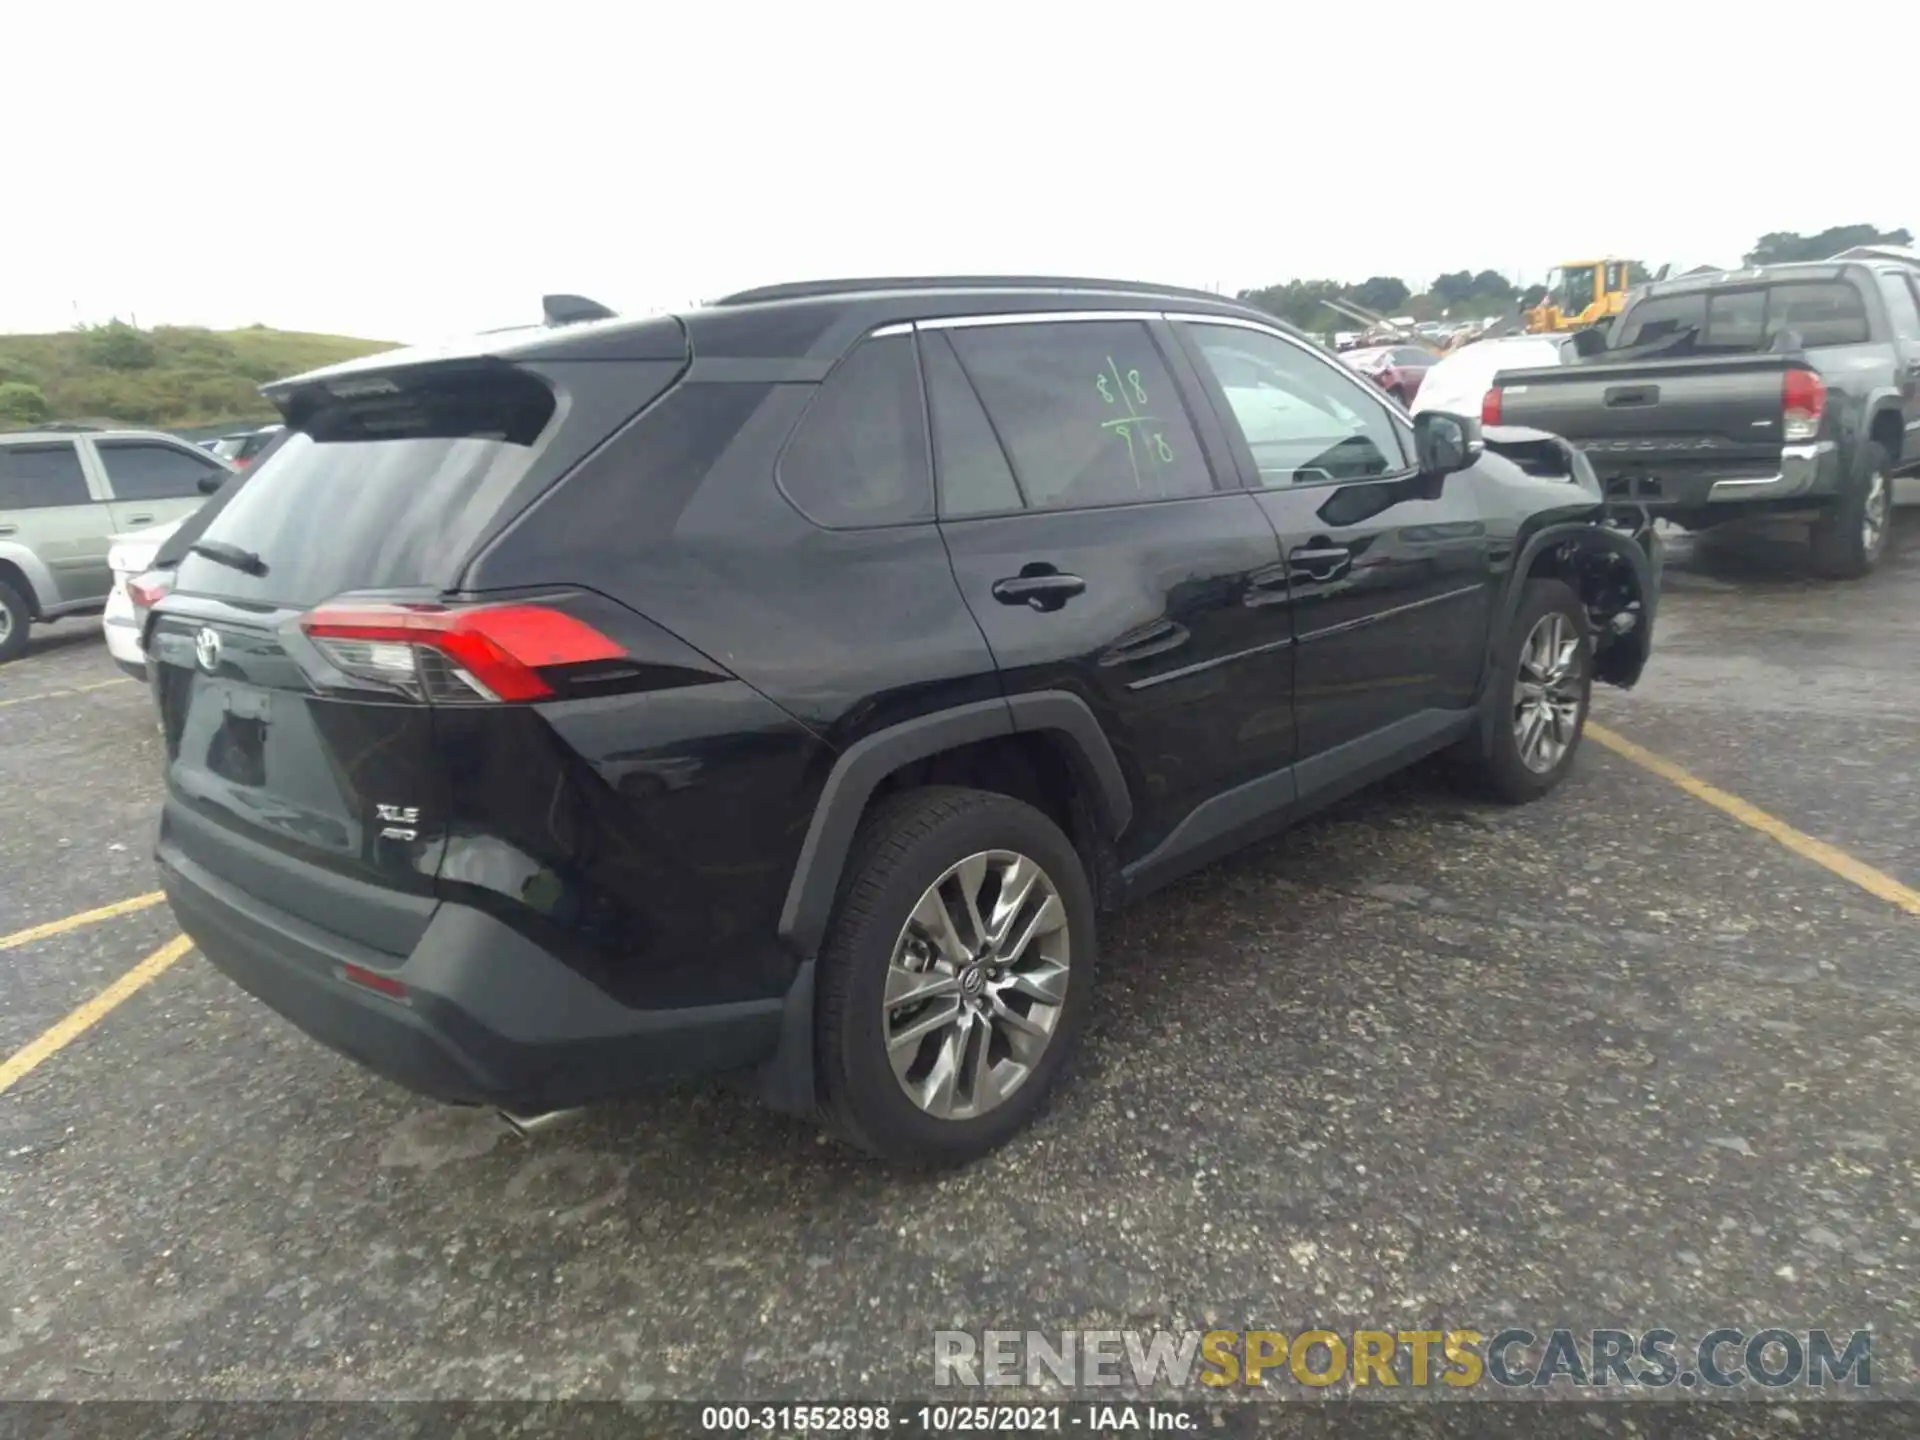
[1809,442,1893,579]
[815,786,1095,1166]
[0,580,30,663]
[1459,578,1593,804]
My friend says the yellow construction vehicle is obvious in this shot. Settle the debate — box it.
[1524,259,1644,333]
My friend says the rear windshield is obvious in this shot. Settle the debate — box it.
[176,365,556,606]
[1613,280,1870,351]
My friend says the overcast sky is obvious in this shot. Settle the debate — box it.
[5,1,1913,343]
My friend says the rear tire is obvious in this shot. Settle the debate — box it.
[0,580,29,664]
[1456,579,1592,804]
[815,786,1095,1166]
[1809,442,1893,579]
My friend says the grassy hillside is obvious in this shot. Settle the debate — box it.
[0,322,397,431]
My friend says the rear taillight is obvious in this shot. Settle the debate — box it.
[301,600,627,703]
[1782,368,1826,442]
[1481,387,1503,426]
[128,570,174,614]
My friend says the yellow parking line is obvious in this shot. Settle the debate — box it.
[1586,721,1920,919]
[0,891,168,951]
[0,677,134,709]
[0,935,194,1096]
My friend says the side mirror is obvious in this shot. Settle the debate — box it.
[1413,410,1483,477]
[198,473,227,494]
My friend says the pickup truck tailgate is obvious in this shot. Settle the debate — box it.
[1491,353,1798,498]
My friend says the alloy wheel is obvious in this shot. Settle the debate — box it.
[1513,611,1584,774]
[1863,468,1890,558]
[882,850,1070,1121]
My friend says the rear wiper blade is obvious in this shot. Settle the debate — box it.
[189,540,269,577]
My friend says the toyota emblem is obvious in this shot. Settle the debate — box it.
[194,627,222,673]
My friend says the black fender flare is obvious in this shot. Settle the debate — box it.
[1861,393,1907,460]
[758,691,1129,1117]
[1479,520,1661,716]
[775,691,1130,962]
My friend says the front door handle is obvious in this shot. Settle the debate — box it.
[991,569,1086,611]
[1288,545,1352,582]
[124,513,154,526]
[0,524,15,537]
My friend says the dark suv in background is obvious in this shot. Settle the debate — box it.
[148,278,1659,1165]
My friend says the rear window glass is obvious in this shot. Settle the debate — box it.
[0,442,90,509]
[177,365,556,606]
[1616,281,1870,350]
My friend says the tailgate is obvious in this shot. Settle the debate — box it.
[1492,353,1797,485]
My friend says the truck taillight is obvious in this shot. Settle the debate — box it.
[127,570,174,614]
[1782,368,1826,442]
[301,600,627,703]
[1481,387,1503,426]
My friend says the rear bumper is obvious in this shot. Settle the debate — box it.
[1593,441,1841,513]
[157,830,786,1111]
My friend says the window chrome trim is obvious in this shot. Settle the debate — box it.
[868,322,914,338]
[914,310,1164,330]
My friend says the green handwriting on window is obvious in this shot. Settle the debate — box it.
[1095,355,1175,488]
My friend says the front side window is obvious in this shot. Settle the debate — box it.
[0,442,90,509]
[944,321,1211,510]
[97,440,222,500]
[1184,323,1407,486]
[778,334,932,528]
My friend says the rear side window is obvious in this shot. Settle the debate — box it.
[178,364,557,606]
[922,332,1022,517]
[778,334,932,528]
[946,321,1211,510]
[0,443,90,509]
[97,440,222,500]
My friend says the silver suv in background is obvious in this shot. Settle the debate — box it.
[0,427,231,661]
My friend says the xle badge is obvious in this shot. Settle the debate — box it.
[376,803,420,842]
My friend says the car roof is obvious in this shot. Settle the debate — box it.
[0,426,203,446]
[266,278,1291,396]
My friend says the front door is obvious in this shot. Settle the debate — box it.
[922,316,1295,863]
[1170,318,1493,791]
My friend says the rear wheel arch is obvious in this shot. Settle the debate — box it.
[777,693,1129,962]
[1866,404,1904,460]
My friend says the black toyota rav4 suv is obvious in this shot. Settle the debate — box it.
[149,277,1660,1165]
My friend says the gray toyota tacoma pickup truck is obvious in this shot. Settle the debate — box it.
[1487,260,1920,577]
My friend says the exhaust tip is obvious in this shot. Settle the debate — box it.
[495,1107,585,1139]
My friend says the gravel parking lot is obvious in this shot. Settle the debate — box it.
[2,519,1917,1404]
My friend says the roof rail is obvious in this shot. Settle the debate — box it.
[712,275,1239,308]
[543,294,617,326]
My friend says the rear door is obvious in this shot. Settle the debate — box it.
[0,440,115,605]
[926,315,1296,863]
[90,437,227,533]
[1172,317,1493,777]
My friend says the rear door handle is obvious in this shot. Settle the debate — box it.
[124,513,154,526]
[1288,545,1352,582]
[991,571,1086,611]
[0,524,15,537]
